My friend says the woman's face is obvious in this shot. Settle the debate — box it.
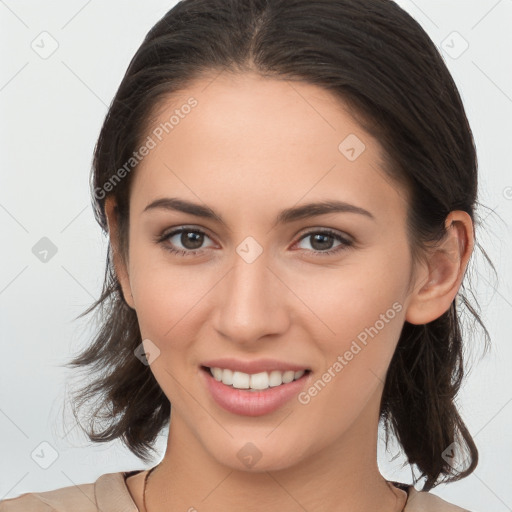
[114,72,420,471]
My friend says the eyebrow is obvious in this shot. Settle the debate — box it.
[142,197,375,226]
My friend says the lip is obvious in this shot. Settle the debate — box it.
[200,366,312,416]
[200,357,311,374]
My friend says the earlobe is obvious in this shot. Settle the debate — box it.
[104,196,136,310]
[405,211,474,325]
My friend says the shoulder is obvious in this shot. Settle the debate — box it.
[0,480,96,512]
[405,486,473,512]
[0,471,140,512]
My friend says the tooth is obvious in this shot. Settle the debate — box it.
[211,367,223,381]
[268,370,283,387]
[249,371,270,390]
[221,368,233,386]
[209,367,307,390]
[282,370,295,384]
[232,371,250,389]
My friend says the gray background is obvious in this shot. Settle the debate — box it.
[0,1,511,510]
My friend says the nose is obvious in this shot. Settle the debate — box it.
[213,249,290,345]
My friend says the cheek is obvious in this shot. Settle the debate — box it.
[292,259,408,433]
[288,247,410,403]
[127,244,215,349]
[292,246,409,336]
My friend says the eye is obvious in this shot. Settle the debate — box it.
[294,229,353,256]
[156,227,215,256]
[155,226,354,258]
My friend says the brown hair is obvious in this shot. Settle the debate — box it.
[65,0,492,492]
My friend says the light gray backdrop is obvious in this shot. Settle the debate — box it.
[1,1,511,511]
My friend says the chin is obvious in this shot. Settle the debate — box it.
[207,437,310,473]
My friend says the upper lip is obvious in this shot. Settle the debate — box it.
[201,357,311,374]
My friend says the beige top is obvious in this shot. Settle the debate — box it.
[0,470,472,511]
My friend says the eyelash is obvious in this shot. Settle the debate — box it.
[155,226,354,257]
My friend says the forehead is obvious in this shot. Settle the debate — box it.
[131,71,408,224]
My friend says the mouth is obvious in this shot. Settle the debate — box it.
[200,365,312,392]
[199,365,313,416]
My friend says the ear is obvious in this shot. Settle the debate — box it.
[405,211,474,325]
[104,196,136,310]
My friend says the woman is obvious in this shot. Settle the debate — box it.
[1,0,489,510]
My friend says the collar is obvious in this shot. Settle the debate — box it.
[94,472,139,512]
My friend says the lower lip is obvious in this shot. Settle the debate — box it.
[200,367,311,417]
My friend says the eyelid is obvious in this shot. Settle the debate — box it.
[295,226,354,244]
[157,225,217,248]
[291,227,354,256]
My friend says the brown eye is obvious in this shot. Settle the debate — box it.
[295,229,353,256]
[157,227,215,256]
[175,230,204,250]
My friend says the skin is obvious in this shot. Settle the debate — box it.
[105,71,474,512]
